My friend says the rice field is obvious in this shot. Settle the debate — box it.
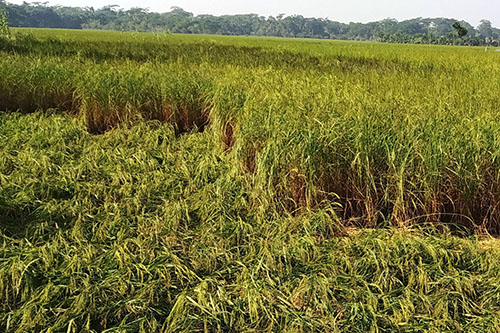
[1,28,500,332]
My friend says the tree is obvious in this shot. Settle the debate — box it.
[452,21,468,38]
[0,8,10,38]
[169,6,193,18]
[0,1,500,46]
[477,20,496,44]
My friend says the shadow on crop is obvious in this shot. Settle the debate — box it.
[0,200,70,239]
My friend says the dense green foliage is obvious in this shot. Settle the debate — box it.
[0,8,10,38]
[1,1,500,45]
[2,29,500,331]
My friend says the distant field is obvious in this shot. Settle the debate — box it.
[1,29,500,332]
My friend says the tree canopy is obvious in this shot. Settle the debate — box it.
[1,1,499,46]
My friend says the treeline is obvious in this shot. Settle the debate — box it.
[1,1,500,45]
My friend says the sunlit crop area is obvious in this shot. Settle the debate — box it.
[1,29,500,332]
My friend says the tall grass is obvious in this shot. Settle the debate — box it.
[1,31,500,228]
[2,113,500,332]
[0,55,77,113]
[76,64,214,134]
[2,29,500,331]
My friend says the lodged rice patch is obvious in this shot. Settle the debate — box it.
[1,29,500,331]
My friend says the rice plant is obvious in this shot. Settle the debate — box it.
[2,29,500,332]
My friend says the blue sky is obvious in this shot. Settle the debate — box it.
[8,0,500,27]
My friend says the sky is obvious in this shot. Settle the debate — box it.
[7,0,500,27]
